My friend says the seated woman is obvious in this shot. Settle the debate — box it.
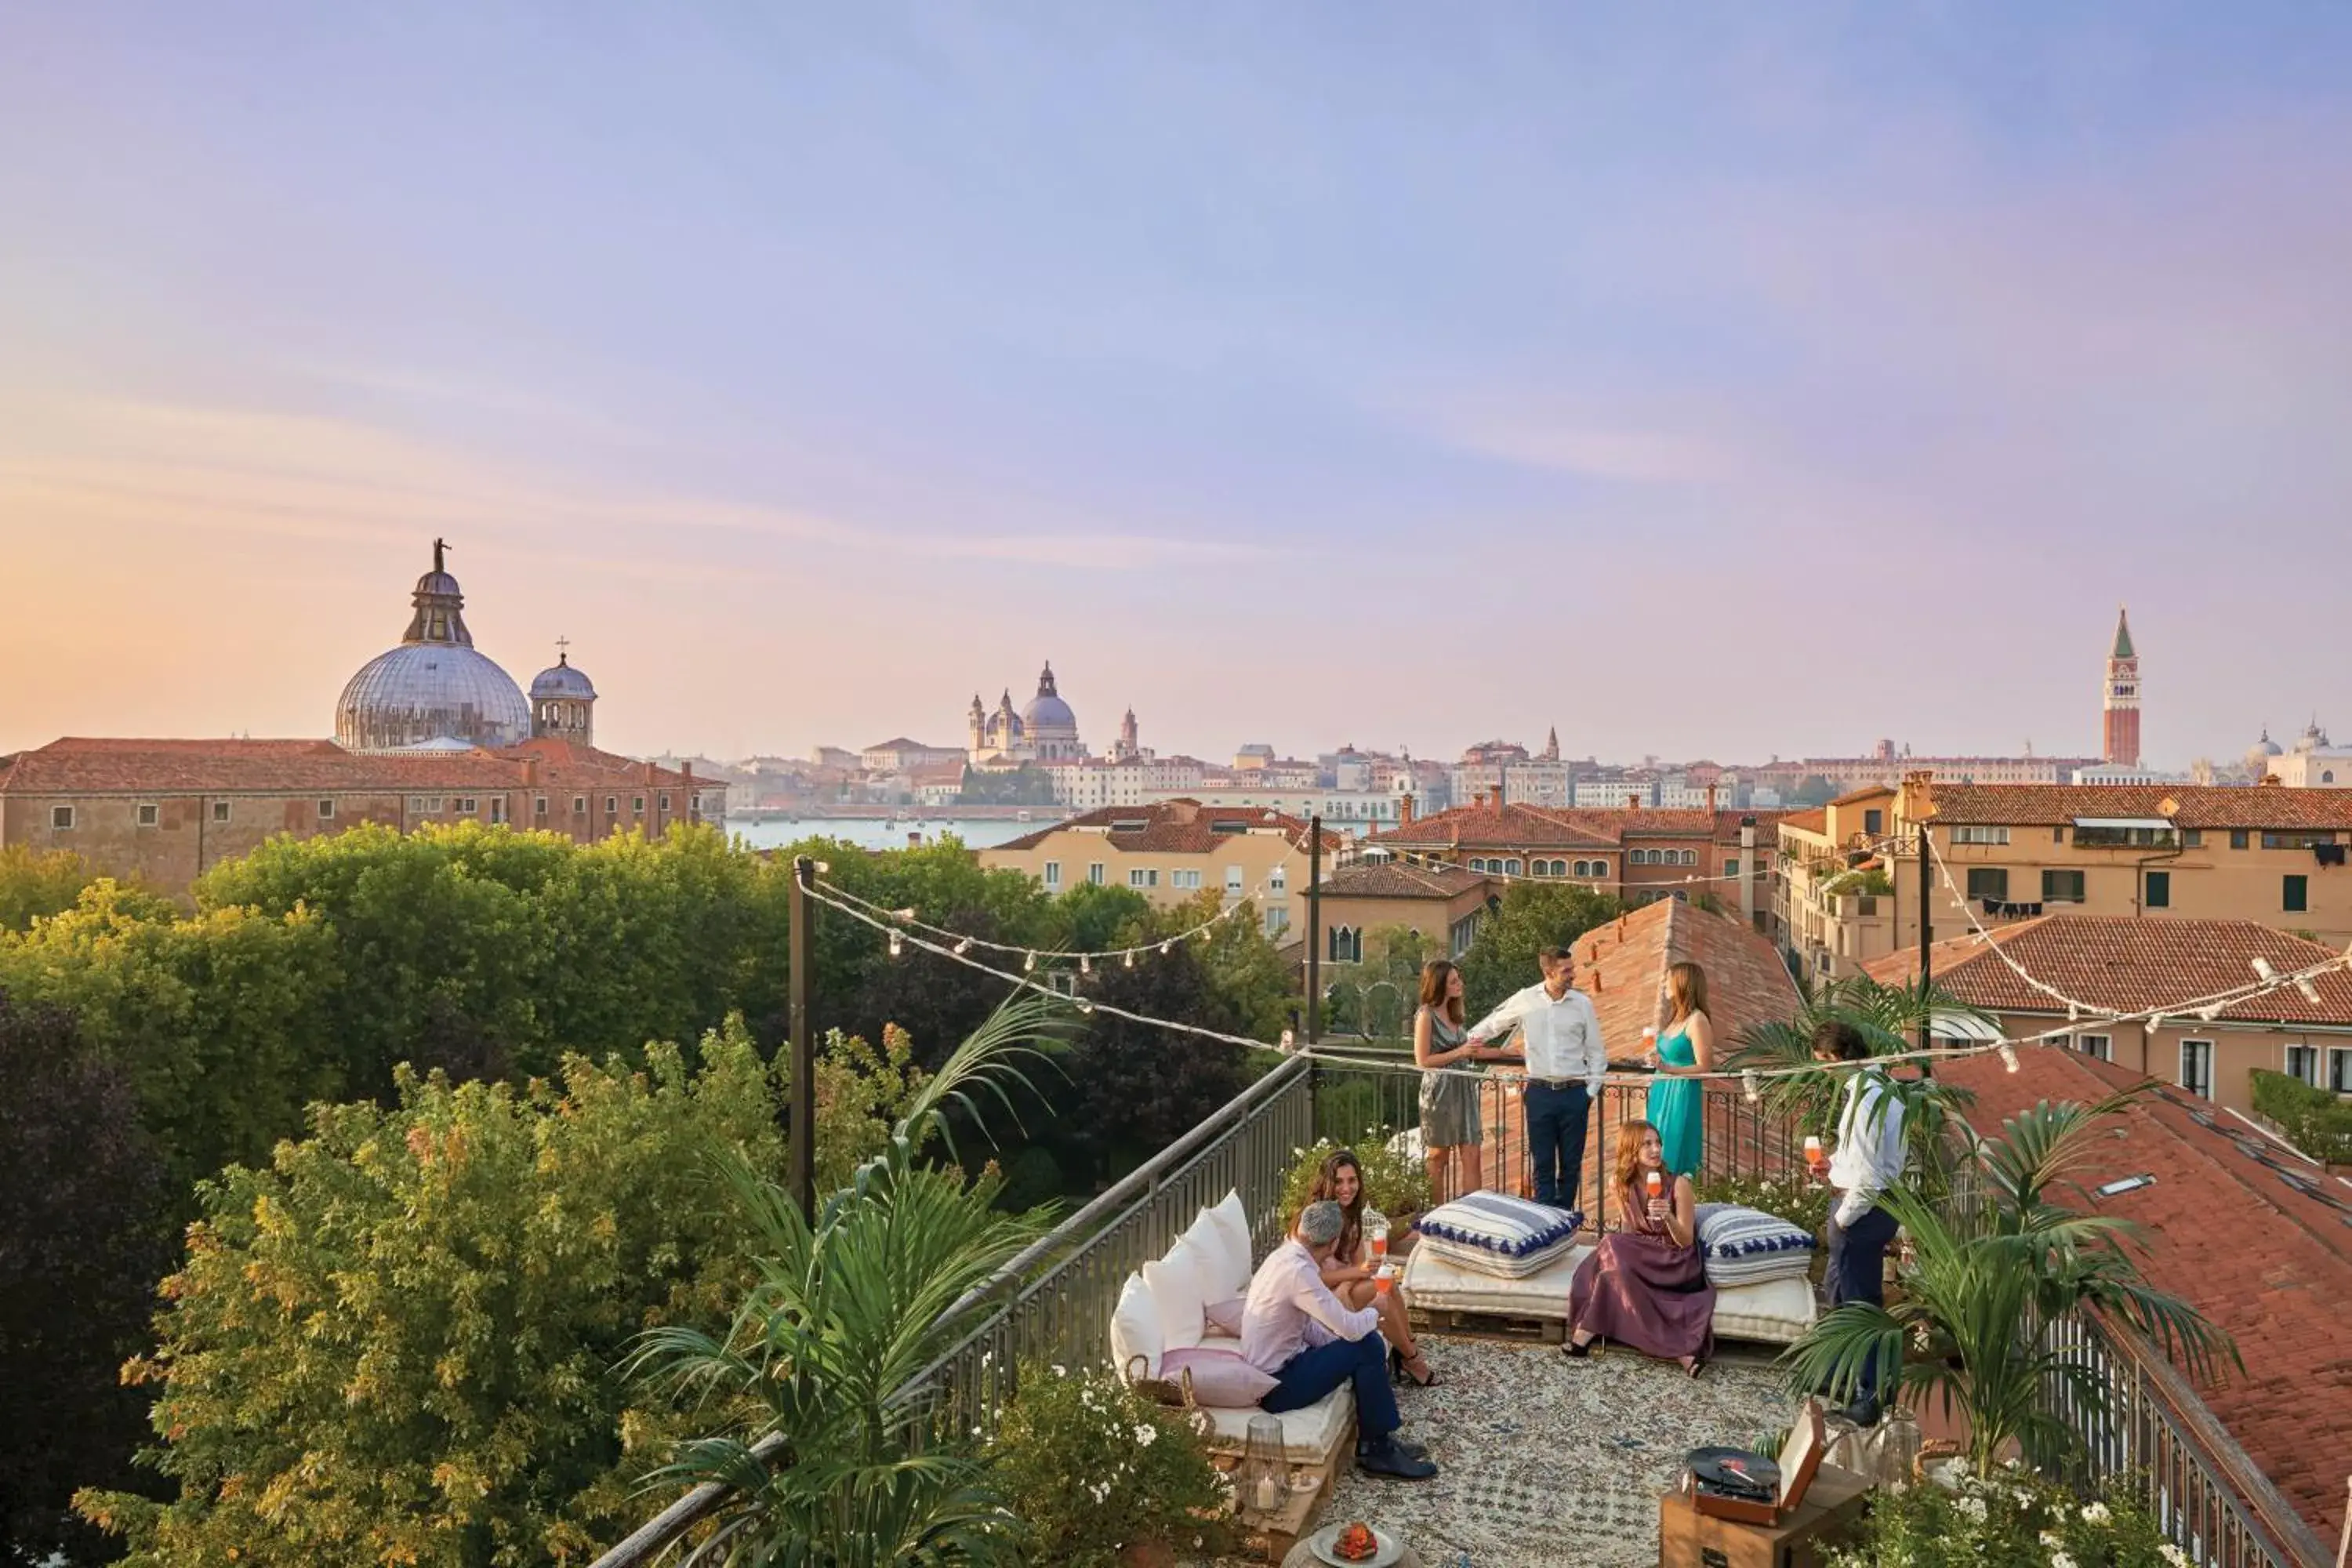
[1562,1120,1714,1376]
[1307,1148,1438,1387]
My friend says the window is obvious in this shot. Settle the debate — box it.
[489,797,507,824]
[2053,827,2067,844]
[317,800,336,820]
[137,803,159,826]
[1087,862,1105,885]
[2285,874,2309,913]
[535,796,549,818]
[1328,926,1361,964]
[1044,861,1062,889]
[1965,867,2010,902]
[2325,769,2339,785]
[1269,866,1286,893]
[1263,907,1289,935]
[1682,849,1699,867]
[1951,826,2011,845]
[2073,826,2176,849]
[2263,829,2336,850]
[50,805,73,829]
[212,800,230,823]
[2179,1039,2214,1101]
[1863,809,1884,835]
[1723,858,1739,878]
[573,797,587,814]
[605,796,619,815]
[1046,971,1078,997]
[1504,858,1523,876]
[2182,829,2202,848]
[1224,865,1244,895]
[659,793,670,812]
[1171,869,1202,890]
[2230,829,2249,850]
[2144,870,2170,909]
[2285,1044,2320,1086]
[2075,1033,2113,1062]
[633,796,645,814]
[2329,1047,2352,1094]
[2042,869,2086,904]
[456,797,477,814]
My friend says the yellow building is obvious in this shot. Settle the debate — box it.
[1783,775,2352,979]
[978,800,1338,938]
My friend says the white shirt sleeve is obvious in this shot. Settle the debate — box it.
[1465,987,1528,1047]
[1832,1076,1907,1229]
[1579,993,1608,1095]
[1293,1256,1379,1342]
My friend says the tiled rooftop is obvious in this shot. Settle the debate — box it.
[1573,898,1802,1058]
[1940,1045,2352,1544]
[1373,804,1783,855]
[1317,862,1492,900]
[994,800,1340,855]
[1926,782,2352,829]
[1862,915,2352,1025]
[0,735,710,797]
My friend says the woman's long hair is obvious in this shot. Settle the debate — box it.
[1308,1148,1367,1263]
[1667,960,1708,1024]
[1418,960,1465,1027]
[1613,1119,1661,1199]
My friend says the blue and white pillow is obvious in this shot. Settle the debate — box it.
[1695,1203,1817,1287]
[1417,1192,1583,1258]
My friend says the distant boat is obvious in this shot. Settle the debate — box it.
[1015,809,1034,822]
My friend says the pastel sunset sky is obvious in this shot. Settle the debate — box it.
[3,4,2347,764]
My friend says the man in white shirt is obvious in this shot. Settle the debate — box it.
[1463,945,1608,1214]
[1241,1200,1439,1479]
[1810,1018,1908,1428]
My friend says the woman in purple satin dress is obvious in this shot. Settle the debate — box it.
[1562,1120,1713,1375]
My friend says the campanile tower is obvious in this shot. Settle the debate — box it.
[2102,606,2141,767]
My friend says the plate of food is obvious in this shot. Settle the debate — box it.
[1307,1520,1404,1567]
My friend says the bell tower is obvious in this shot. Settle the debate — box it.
[2102,605,2141,767]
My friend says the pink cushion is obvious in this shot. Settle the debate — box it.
[1160,1345,1278,1409]
[1203,1296,1245,1337]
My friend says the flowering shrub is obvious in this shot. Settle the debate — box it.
[1828,1461,2185,1568]
[1277,1133,1432,1230]
[989,1362,1231,1566]
[1694,1171,1831,1236]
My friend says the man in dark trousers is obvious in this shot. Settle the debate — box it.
[1810,1018,1908,1427]
[1464,945,1607,1215]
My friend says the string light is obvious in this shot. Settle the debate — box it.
[1074,997,1094,1014]
[954,938,972,956]
[1123,950,1135,968]
[1159,941,1173,956]
[1279,1029,1295,1053]
[1079,955,1091,976]
[1741,1070,1761,1104]
[1997,1042,2019,1073]
[887,930,903,958]
[1023,953,1036,973]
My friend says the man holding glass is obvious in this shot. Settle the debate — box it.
[1464,945,1607,1215]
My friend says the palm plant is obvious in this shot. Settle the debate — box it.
[1783,1091,2238,1475]
[1729,972,1982,1195]
[627,996,1063,1566]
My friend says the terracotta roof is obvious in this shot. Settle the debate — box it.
[1860,916,2352,1026]
[1926,783,2352,830]
[1570,898,1803,1062]
[1780,808,1829,835]
[992,800,1338,856]
[1829,785,1896,806]
[1317,862,1491,900]
[1370,803,1781,854]
[1940,1046,2352,1546]
[0,736,709,797]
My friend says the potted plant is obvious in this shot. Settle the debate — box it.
[989,1362,1232,1568]
[1277,1132,1433,1250]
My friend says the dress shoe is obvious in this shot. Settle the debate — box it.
[1836,1396,1882,1428]
[1356,1436,1439,1480]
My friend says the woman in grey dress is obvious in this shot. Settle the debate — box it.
[1414,960,1492,1204]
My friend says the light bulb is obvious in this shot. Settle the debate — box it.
[1160,941,1173,956]
[954,938,972,956]
[1079,954,1091,975]
[1123,950,1135,968]
[887,931,903,958]
[1279,1029,1295,1053]
[1023,953,1036,973]
[1740,1070,1760,1105]
[1074,998,1094,1014]
[893,907,916,921]
[1998,1042,2020,1073]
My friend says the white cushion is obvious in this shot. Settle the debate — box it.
[1142,1236,1214,1355]
[1198,1190,1254,1298]
[1695,1203,1818,1287]
[1709,1274,1819,1345]
[1402,1240,1588,1316]
[1109,1271,1163,1377]
[1200,1382,1356,1462]
[1417,1192,1581,1258]
[1416,1233,1580,1280]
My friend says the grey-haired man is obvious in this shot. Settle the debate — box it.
[1240,1200,1439,1479]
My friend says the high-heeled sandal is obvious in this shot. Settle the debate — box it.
[1562,1337,1595,1359]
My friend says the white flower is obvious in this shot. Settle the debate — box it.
[1956,1496,1988,1524]
[2050,1553,2077,1568]
[2080,1502,2111,1526]
[2039,1532,2063,1550]
[1052,1363,1068,1377]
[1134,1423,1158,1446]
[2159,1546,2191,1568]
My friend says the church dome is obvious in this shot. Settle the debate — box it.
[530,652,596,701]
[1021,661,1078,732]
[335,540,531,753]
[2252,728,2282,758]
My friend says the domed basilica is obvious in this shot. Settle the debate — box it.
[336,539,596,752]
[967,662,1087,766]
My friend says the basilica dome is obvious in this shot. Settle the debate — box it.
[1021,661,1078,734]
[335,541,531,753]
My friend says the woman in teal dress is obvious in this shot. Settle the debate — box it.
[1645,961,1717,1178]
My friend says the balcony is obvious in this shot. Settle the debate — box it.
[595,1056,2329,1568]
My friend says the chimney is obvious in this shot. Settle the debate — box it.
[1494,774,1506,808]
[1740,815,1759,929]
[522,757,539,786]
[683,760,695,780]
[1474,790,1487,809]
[1705,782,1719,815]
[1628,793,1640,811]
[643,759,658,786]
[1400,793,1415,826]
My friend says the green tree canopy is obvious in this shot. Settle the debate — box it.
[0,842,103,931]
[1456,882,1624,1019]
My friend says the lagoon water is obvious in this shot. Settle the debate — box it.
[723,815,1047,853]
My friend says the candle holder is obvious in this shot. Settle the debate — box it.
[1240,1414,1285,1521]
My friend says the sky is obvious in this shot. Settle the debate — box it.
[2,4,2349,768]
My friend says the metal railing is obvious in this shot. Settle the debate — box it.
[1305,1049,1800,1232]
[2040,1310,2332,1568]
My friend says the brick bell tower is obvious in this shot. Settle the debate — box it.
[2103,605,2141,767]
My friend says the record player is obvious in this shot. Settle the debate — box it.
[1683,1398,1827,1525]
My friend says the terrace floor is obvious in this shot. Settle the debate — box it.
[1210,1334,1799,1568]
